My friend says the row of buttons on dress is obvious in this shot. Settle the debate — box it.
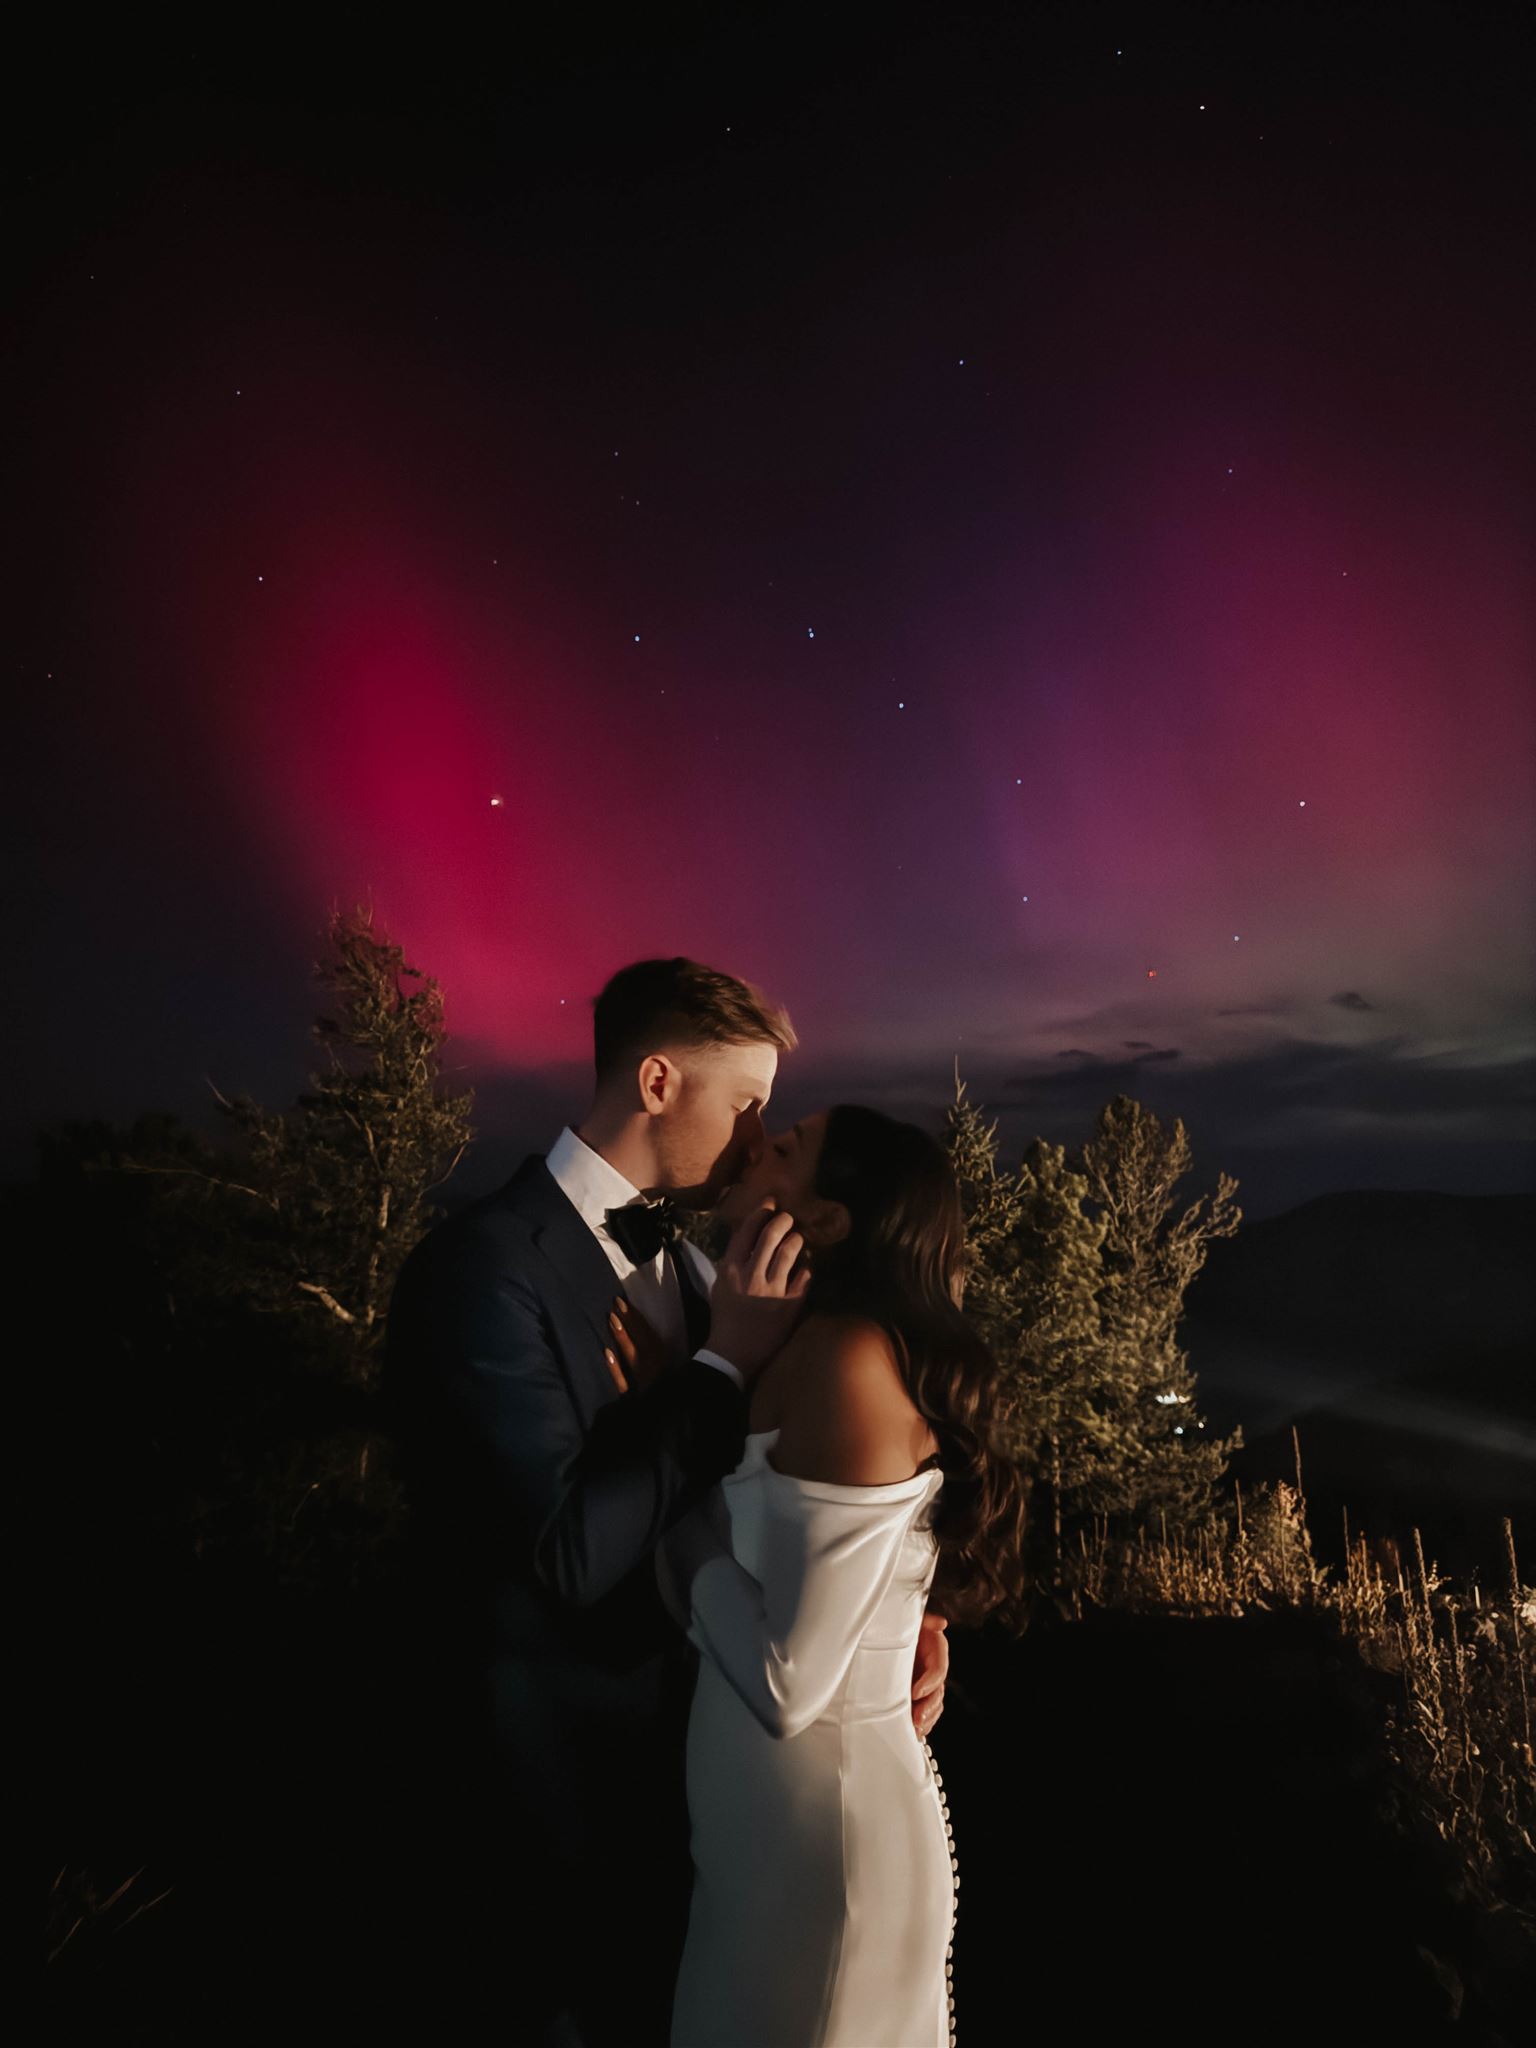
[920,1734,958,2045]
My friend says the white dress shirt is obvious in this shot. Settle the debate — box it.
[544,1124,744,1392]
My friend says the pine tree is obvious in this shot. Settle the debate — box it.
[100,902,473,1377]
[45,907,473,1584]
[203,900,474,1387]
[940,1067,1107,1586]
[1008,1133,1119,1579]
[940,1058,1034,1379]
[943,1068,1245,1595]
[1063,1093,1243,1536]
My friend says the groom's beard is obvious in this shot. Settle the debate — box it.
[677,1204,733,1263]
[648,1172,720,1213]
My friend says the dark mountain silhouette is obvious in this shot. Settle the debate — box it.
[1180,1192,1535,1587]
[1185,1189,1536,1363]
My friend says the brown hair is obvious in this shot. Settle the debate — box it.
[591,956,797,1089]
[799,1103,1032,1633]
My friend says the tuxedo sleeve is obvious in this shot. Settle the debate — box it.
[412,1234,748,1611]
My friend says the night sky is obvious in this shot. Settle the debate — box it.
[11,5,1534,1219]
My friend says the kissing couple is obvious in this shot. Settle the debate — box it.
[383,955,1028,2047]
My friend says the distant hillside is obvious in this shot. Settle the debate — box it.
[1184,1189,1536,1362]
[1177,1191,1535,1583]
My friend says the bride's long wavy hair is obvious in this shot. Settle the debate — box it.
[793,1104,1031,1633]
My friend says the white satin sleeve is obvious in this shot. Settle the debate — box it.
[657,1462,938,1740]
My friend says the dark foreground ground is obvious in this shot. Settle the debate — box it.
[37,1183,1534,2040]
[43,1550,1533,2048]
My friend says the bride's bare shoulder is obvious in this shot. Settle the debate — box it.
[755,1311,885,1414]
[769,1313,939,1483]
[794,1309,897,1367]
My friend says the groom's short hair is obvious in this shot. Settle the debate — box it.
[591,956,797,1088]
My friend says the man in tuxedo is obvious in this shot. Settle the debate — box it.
[381,957,948,2046]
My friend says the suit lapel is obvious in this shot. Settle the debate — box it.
[496,1154,630,1423]
[498,1153,717,1421]
[671,1247,712,1354]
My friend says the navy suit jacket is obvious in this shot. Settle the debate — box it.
[381,1151,750,1857]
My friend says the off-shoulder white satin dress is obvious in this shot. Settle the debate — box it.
[656,1427,957,2047]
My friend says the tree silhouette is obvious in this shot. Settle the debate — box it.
[57,902,475,1583]
[199,900,474,1386]
[943,1070,1243,1594]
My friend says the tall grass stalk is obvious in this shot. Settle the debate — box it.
[1071,1468,1534,1945]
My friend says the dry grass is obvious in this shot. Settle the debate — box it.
[1067,1425,1535,1956]
[45,1863,173,1967]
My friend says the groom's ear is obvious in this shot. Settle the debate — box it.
[635,1052,682,1116]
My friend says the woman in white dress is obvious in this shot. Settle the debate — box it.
[638,1103,1031,2048]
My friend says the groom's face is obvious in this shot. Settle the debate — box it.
[660,1041,779,1209]
[712,1109,834,1238]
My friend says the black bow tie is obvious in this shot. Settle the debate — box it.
[604,1196,684,1264]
